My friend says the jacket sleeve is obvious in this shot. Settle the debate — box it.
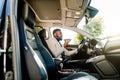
[46,38,65,57]
[46,38,77,57]
[64,48,77,56]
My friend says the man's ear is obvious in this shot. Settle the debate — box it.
[53,33,56,37]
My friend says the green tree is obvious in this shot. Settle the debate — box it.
[75,34,83,44]
[83,17,103,37]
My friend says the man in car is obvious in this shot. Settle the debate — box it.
[47,29,78,58]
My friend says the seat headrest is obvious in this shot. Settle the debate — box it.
[23,4,36,28]
[38,29,49,40]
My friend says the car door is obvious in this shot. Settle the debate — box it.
[103,38,120,74]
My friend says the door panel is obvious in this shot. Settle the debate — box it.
[105,53,120,74]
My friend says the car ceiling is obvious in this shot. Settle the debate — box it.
[26,0,91,27]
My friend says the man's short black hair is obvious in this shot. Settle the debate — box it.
[53,29,61,35]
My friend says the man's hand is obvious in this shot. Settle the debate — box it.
[64,39,71,47]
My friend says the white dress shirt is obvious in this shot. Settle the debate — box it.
[46,37,77,58]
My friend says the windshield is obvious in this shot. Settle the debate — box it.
[77,0,120,39]
[77,16,103,38]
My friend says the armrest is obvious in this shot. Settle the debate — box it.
[53,58,63,70]
[66,59,86,64]
[63,59,86,68]
[54,58,62,65]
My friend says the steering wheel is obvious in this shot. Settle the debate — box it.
[77,39,86,52]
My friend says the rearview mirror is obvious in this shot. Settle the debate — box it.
[87,6,98,18]
[85,6,99,24]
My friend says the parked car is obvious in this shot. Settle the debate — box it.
[0,0,120,80]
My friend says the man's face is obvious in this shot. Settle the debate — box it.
[54,30,63,41]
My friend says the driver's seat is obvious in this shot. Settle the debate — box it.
[38,29,54,57]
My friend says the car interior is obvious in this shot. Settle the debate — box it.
[0,0,120,80]
[16,0,120,80]
[18,2,101,80]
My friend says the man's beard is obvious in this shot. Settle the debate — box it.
[56,37,62,41]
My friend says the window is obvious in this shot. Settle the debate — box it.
[0,0,5,18]
[50,27,82,45]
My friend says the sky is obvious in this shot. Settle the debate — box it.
[0,0,4,18]
[91,0,120,36]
